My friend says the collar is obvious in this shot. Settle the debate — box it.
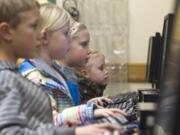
[30,58,73,99]
[75,70,106,91]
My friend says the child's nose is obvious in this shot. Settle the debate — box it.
[88,48,93,54]
[105,69,109,76]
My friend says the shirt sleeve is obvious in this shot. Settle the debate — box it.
[55,102,95,126]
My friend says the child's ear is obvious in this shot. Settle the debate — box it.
[0,23,13,41]
[40,28,48,46]
[80,69,89,78]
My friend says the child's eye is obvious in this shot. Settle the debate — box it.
[98,66,104,70]
[31,23,38,29]
[81,42,89,48]
[64,31,69,37]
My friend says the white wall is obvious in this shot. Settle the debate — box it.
[128,0,175,91]
[129,0,175,63]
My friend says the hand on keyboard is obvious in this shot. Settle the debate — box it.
[94,108,127,118]
[88,97,113,108]
[75,123,123,135]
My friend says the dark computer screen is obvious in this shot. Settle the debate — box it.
[146,36,155,83]
[158,13,174,89]
[146,33,162,89]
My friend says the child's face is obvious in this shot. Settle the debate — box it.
[11,8,41,58]
[87,55,109,86]
[67,29,91,67]
[48,24,70,60]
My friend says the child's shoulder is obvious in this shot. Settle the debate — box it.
[0,61,18,79]
[0,66,28,90]
[0,68,17,79]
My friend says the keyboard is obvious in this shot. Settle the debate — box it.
[85,92,140,134]
[105,92,139,119]
[91,116,129,125]
[86,115,139,135]
[108,92,139,105]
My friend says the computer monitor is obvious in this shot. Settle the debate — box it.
[146,36,155,83]
[158,13,174,89]
[146,33,162,89]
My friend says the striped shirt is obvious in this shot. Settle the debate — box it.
[0,61,74,135]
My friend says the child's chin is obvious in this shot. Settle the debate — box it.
[103,80,108,86]
[100,83,107,87]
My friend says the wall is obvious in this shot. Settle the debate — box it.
[129,0,175,63]
[128,0,175,91]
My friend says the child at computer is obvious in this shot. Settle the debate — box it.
[75,51,109,103]
[58,21,113,105]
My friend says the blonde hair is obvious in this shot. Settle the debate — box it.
[39,3,70,32]
[0,0,40,28]
[69,20,87,38]
[86,51,103,68]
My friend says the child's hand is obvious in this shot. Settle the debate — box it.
[88,97,113,107]
[75,123,124,135]
[94,108,127,118]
